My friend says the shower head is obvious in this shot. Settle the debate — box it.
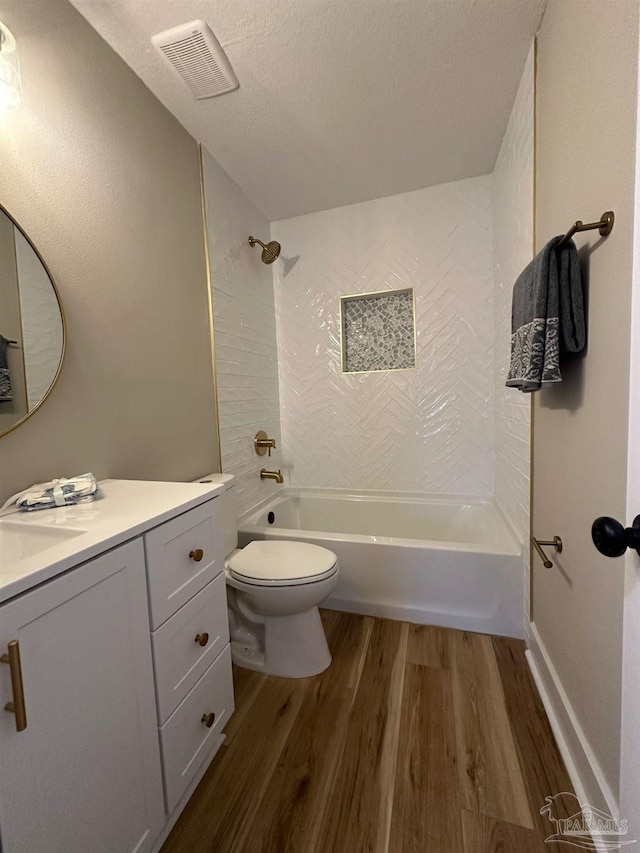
[248,235,281,265]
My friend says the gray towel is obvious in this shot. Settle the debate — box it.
[0,336,12,402]
[506,236,585,392]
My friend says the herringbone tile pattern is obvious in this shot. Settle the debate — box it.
[272,176,495,494]
[492,45,534,618]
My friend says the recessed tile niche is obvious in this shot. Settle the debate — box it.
[340,288,416,373]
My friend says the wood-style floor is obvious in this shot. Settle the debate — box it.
[161,611,576,853]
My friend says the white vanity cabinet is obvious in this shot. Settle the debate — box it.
[0,539,165,853]
[0,481,235,853]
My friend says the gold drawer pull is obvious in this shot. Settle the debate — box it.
[189,548,204,562]
[195,633,209,647]
[1,640,27,732]
[201,712,216,728]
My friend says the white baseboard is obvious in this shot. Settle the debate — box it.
[526,622,618,820]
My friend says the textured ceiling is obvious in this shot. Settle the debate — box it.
[69,0,545,220]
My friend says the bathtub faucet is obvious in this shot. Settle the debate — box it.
[260,468,284,484]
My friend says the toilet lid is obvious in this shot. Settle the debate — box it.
[228,540,338,585]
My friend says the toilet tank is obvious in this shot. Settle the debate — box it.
[193,473,238,557]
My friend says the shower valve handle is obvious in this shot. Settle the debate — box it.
[592,515,640,558]
[255,431,276,457]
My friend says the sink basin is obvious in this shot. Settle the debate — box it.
[0,519,87,567]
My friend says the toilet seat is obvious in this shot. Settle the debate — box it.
[228,540,338,587]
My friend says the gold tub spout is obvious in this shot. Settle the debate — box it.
[260,468,284,484]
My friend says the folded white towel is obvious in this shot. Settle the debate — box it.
[16,473,98,512]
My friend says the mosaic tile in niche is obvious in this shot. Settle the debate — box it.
[341,288,416,373]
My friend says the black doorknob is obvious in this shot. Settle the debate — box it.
[591,515,640,558]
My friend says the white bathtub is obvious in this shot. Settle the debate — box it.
[238,488,524,638]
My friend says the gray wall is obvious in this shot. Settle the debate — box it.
[533,0,639,804]
[0,0,219,500]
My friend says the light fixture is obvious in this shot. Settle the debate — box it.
[0,23,21,112]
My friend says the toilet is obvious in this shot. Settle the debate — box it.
[198,474,339,678]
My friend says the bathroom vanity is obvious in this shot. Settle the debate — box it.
[0,480,234,853]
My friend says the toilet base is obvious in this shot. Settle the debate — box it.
[230,607,332,678]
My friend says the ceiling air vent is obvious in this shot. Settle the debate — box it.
[151,20,239,100]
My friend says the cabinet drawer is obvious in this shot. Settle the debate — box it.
[145,498,223,628]
[160,645,234,813]
[152,573,230,724]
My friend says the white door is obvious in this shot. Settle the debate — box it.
[0,538,165,853]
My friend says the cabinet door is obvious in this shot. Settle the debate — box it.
[0,539,165,853]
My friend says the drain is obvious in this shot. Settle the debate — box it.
[267,511,275,525]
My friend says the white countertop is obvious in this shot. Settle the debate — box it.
[0,479,224,604]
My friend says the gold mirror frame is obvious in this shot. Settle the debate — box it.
[0,202,66,439]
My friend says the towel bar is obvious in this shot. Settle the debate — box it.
[558,211,614,247]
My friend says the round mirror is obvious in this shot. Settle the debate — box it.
[0,204,65,437]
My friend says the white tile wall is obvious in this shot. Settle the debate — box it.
[272,176,495,495]
[492,44,534,620]
[202,149,283,514]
